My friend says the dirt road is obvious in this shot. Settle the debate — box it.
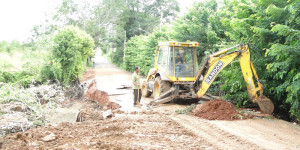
[91,51,300,150]
[1,50,300,150]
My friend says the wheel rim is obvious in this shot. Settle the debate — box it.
[155,83,160,96]
[142,83,147,95]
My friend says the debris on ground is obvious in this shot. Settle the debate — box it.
[193,99,241,120]
[102,109,113,119]
[0,112,33,137]
[0,102,27,113]
[84,80,120,116]
[0,113,207,150]
[0,83,66,137]
[76,101,104,122]
[65,79,84,100]
[41,132,57,142]
[175,104,197,114]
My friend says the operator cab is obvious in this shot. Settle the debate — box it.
[155,42,199,81]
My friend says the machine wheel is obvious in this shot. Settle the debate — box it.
[142,81,152,97]
[153,76,171,99]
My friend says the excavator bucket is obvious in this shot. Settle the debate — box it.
[256,96,274,115]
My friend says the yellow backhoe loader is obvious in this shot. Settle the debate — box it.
[142,42,274,115]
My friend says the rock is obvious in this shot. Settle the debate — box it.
[103,109,113,119]
[42,133,57,142]
[10,105,26,112]
[0,112,33,137]
[0,102,27,113]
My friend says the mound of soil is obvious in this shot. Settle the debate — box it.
[193,99,240,120]
[85,81,110,106]
[85,80,120,110]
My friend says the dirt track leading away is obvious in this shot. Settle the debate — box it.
[1,50,300,150]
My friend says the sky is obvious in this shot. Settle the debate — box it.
[0,0,197,42]
[0,0,59,42]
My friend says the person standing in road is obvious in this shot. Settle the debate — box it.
[132,66,142,106]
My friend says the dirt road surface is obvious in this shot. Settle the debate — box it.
[1,50,300,150]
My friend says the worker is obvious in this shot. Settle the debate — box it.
[175,53,184,75]
[132,66,142,106]
[175,53,183,64]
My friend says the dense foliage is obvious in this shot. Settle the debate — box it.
[51,26,95,85]
[218,0,300,121]
[123,27,171,74]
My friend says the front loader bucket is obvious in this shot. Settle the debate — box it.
[256,96,274,115]
[148,87,175,106]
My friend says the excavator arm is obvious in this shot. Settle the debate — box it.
[195,44,274,114]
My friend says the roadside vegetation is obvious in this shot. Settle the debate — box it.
[0,26,94,128]
[0,0,299,123]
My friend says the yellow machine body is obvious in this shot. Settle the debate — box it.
[143,42,274,115]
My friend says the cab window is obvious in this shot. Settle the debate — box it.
[157,46,168,69]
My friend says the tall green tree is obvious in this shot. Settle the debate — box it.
[171,0,224,64]
[52,26,94,85]
[123,26,171,75]
[109,0,179,66]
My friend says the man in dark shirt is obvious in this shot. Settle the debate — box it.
[175,53,184,76]
[175,53,183,64]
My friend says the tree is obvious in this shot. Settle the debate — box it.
[171,0,223,64]
[108,0,179,66]
[264,0,300,121]
[219,0,300,121]
[123,25,170,75]
[52,26,94,85]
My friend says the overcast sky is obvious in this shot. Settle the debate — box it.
[0,0,197,42]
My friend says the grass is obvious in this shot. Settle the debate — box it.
[0,111,6,116]
[0,47,51,87]
[175,104,197,114]
[0,53,24,72]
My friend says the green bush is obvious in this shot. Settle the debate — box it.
[0,71,39,88]
[52,25,95,85]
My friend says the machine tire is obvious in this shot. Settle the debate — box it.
[142,81,152,97]
[153,76,171,99]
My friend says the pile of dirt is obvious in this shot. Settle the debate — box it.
[193,99,240,120]
[85,80,110,106]
[85,80,120,110]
